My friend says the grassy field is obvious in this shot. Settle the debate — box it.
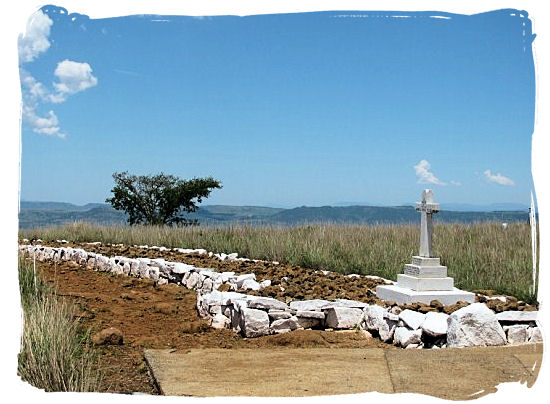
[18,258,101,391]
[20,221,537,303]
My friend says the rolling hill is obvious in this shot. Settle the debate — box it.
[18,201,529,230]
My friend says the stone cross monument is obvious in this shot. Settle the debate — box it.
[376,189,474,305]
[416,189,438,258]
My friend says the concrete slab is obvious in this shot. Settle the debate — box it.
[144,348,393,396]
[385,343,543,400]
[144,343,543,398]
[377,284,475,305]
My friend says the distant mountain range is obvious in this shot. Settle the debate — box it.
[18,201,530,230]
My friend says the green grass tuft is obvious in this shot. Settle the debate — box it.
[17,259,102,392]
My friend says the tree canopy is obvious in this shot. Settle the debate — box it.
[105,172,222,226]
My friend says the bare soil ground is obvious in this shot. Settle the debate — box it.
[32,258,388,394]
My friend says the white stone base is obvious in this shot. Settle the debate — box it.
[403,264,448,278]
[376,284,475,306]
[397,274,454,291]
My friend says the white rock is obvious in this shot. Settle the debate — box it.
[246,296,288,311]
[496,311,538,323]
[199,269,219,279]
[200,278,214,293]
[185,272,201,289]
[122,262,131,275]
[239,308,270,337]
[259,279,272,288]
[325,307,363,329]
[205,290,225,305]
[447,303,506,347]
[399,309,426,330]
[241,279,261,291]
[528,327,543,343]
[268,311,293,320]
[383,311,399,322]
[150,258,166,266]
[270,317,300,332]
[236,273,256,287]
[296,310,325,319]
[211,313,230,329]
[220,272,236,282]
[127,260,139,276]
[363,305,397,342]
[148,267,160,281]
[334,299,368,309]
[289,299,332,312]
[506,325,529,345]
[231,298,250,312]
[220,292,248,306]
[202,291,243,307]
[380,321,398,342]
[421,312,449,337]
[363,305,386,332]
[393,327,422,348]
[171,263,194,274]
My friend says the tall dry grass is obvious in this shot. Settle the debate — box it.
[18,258,101,392]
[20,221,536,302]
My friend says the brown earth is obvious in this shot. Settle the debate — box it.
[30,258,390,394]
[35,241,538,313]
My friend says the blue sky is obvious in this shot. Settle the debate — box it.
[19,7,536,207]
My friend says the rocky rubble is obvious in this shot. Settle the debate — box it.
[19,243,542,348]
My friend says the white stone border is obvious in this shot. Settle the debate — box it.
[18,243,542,348]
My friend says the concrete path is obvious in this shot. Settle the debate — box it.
[144,343,542,399]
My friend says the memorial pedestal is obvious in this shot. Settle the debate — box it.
[376,190,475,306]
[375,284,475,306]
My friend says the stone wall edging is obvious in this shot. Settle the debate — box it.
[18,243,542,348]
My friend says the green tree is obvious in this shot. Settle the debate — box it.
[105,171,222,226]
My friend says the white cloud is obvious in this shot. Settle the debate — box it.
[51,60,98,102]
[20,69,62,137]
[18,10,53,63]
[484,170,515,186]
[414,159,446,185]
[20,69,50,101]
[20,61,97,136]
[19,12,97,138]
[22,104,64,138]
[450,180,462,186]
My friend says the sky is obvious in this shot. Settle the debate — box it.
[18,6,536,208]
